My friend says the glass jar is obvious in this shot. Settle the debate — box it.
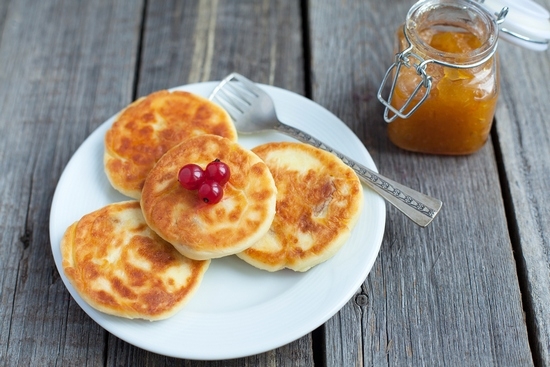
[377,0,504,155]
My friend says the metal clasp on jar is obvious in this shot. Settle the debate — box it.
[377,7,508,124]
[377,44,433,123]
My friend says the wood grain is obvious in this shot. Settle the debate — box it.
[0,0,143,365]
[493,4,550,364]
[2,0,549,365]
[137,0,305,96]
[107,0,313,365]
[0,0,312,365]
[307,0,535,366]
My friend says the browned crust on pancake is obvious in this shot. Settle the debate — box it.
[238,142,363,272]
[61,201,210,320]
[140,135,277,260]
[104,90,237,199]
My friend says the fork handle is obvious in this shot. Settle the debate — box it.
[275,122,442,227]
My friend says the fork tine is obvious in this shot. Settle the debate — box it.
[210,73,265,123]
[213,83,251,113]
[209,73,247,100]
[212,92,240,121]
[230,73,264,97]
[223,81,255,105]
[209,72,237,100]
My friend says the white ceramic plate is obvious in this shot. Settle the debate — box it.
[49,82,386,360]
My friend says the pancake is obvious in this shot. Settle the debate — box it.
[237,142,364,272]
[140,134,277,260]
[61,201,210,321]
[104,90,237,199]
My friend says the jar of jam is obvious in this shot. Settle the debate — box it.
[377,0,505,155]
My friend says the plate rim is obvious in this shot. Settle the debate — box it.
[49,81,386,360]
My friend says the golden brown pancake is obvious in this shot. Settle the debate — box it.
[61,201,210,321]
[104,90,237,199]
[237,142,363,272]
[141,134,277,260]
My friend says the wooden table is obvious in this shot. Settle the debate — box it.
[2,0,549,365]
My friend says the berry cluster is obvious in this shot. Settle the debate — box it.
[178,159,231,204]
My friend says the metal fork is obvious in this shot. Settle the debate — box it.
[209,73,442,227]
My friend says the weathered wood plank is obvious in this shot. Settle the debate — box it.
[493,0,550,363]
[308,0,534,366]
[137,0,305,96]
[101,0,311,365]
[3,0,545,365]
[0,0,143,365]
[1,0,311,365]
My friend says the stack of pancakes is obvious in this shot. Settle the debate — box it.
[61,89,363,321]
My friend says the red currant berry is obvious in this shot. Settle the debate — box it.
[198,180,224,204]
[205,159,231,185]
[178,164,205,190]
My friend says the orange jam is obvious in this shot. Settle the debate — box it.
[387,28,499,155]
